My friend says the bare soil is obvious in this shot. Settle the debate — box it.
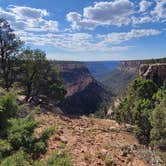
[35,112,164,166]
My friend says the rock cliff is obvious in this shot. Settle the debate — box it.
[139,63,166,86]
[56,62,111,115]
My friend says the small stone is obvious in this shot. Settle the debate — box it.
[60,136,68,144]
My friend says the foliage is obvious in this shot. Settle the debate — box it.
[17,48,66,103]
[34,151,73,166]
[0,139,12,159]
[0,90,54,164]
[0,18,23,89]
[150,93,166,147]
[0,19,66,104]
[0,90,19,136]
[0,151,30,166]
[39,126,55,141]
[115,77,166,146]
[7,115,37,150]
[0,18,67,164]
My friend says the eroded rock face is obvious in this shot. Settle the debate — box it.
[139,63,166,86]
[57,62,94,97]
[56,62,110,115]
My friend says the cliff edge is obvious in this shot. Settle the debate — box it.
[56,62,111,115]
[139,63,166,86]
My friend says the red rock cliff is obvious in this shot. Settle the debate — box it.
[56,62,110,115]
[139,63,166,86]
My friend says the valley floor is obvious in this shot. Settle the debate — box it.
[35,112,164,166]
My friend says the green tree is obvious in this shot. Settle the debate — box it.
[150,94,166,148]
[0,89,19,136]
[0,18,23,89]
[132,99,152,144]
[18,49,66,103]
[115,78,158,144]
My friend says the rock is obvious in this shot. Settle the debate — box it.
[60,136,68,144]
[139,63,166,86]
[56,62,111,115]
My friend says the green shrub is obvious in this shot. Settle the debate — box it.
[32,151,73,166]
[0,139,12,159]
[32,141,47,159]
[115,77,164,145]
[0,151,30,166]
[40,126,55,141]
[7,115,36,150]
[150,96,166,147]
[45,151,73,166]
[0,91,19,136]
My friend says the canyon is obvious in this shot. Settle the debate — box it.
[56,62,111,115]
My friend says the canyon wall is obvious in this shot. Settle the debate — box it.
[56,62,111,115]
[139,63,166,86]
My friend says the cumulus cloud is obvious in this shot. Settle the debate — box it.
[139,0,152,12]
[67,0,134,30]
[0,3,163,57]
[83,0,134,23]
[15,28,161,54]
[8,5,49,19]
[151,0,166,20]
[0,6,58,32]
[66,12,97,30]
[66,0,166,30]
[99,29,161,44]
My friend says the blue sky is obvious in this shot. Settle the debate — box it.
[0,0,166,61]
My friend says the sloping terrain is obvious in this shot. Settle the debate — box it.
[36,112,164,166]
[55,61,111,115]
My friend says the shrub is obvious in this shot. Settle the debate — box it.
[115,77,164,145]
[150,96,166,148]
[40,126,55,141]
[7,115,36,150]
[32,141,47,159]
[0,91,19,136]
[0,151,30,166]
[45,151,73,166]
[34,151,73,166]
[0,139,12,159]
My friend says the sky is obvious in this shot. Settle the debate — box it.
[0,0,166,61]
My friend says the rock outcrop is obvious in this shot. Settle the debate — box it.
[139,63,166,86]
[56,62,111,115]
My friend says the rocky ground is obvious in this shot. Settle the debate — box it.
[35,112,165,166]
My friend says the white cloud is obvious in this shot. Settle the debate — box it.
[66,12,97,30]
[8,5,49,19]
[0,6,59,32]
[67,0,134,30]
[99,29,161,44]
[83,0,134,23]
[15,30,135,53]
[131,16,154,24]
[151,0,166,20]
[15,28,161,54]
[67,0,166,30]
[139,0,152,12]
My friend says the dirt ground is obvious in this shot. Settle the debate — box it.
[35,112,164,166]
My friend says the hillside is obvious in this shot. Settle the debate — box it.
[35,112,164,166]
[55,62,111,115]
